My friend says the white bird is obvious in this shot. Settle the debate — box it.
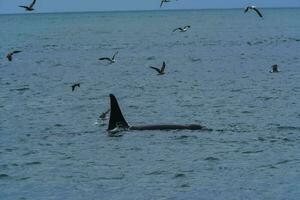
[99,109,110,120]
[160,0,172,8]
[244,6,263,18]
[173,25,191,32]
[99,52,118,64]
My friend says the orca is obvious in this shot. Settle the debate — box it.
[107,94,211,133]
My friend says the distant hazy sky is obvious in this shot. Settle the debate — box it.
[0,0,299,14]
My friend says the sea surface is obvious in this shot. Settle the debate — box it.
[0,8,300,200]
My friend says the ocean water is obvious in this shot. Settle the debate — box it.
[0,8,300,200]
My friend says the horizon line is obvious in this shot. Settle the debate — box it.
[1,6,299,15]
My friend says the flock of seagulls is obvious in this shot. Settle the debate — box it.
[4,1,281,122]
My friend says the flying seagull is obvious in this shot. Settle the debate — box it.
[99,51,118,64]
[99,109,111,120]
[270,64,280,73]
[19,0,37,11]
[160,0,172,8]
[6,50,22,61]
[71,83,80,91]
[173,26,191,32]
[244,6,263,18]
[149,61,166,75]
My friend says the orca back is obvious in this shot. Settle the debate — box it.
[108,94,129,131]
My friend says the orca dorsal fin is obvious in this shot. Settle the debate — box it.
[108,94,129,131]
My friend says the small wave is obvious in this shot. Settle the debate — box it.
[5,148,17,152]
[180,183,190,188]
[258,164,277,170]
[22,151,37,156]
[129,147,142,151]
[62,175,73,179]
[108,132,124,137]
[52,63,63,67]
[230,89,243,92]
[35,60,45,64]
[146,56,155,60]
[256,96,275,101]
[174,135,197,140]
[181,104,204,108]
[277,126,300,131]
[174,173,186,178]
[281,137,292,142]
[0,174,12,180]
[54,123,64,127]
[258,137,267,142]
[18,177,31,181]
[43,44,58,48]
[288,37,300,42]
[11,163,19,167]
[24,161,42,166]
[241,110,252,114]
[10,87,30,92]
[258,159,299,170]
[204,157,220,161]
[190,58,202,62]
[145,170,167,176]
[97,174,125,180]
[242,150,264,154]
[275,159,299,165]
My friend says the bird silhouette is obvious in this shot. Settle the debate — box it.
[19,0,37,11]
[270,64,280,73]
[173,25,191,32]
[99,109,111,120]
[149,61,166,75]
[71,83,80,91]
[244,6,263,18]
[6,50,22,61]
[160,0,172,8]
[99,52,118,64]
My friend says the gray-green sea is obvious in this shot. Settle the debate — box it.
[0,8,300,200]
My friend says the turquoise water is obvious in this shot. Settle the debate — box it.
[0,9,300,200]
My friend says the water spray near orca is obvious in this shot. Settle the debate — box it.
[107,94,211,134]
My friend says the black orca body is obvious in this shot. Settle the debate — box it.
[107,94,210,132]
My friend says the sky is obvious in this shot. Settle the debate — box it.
[0,0,299,14]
